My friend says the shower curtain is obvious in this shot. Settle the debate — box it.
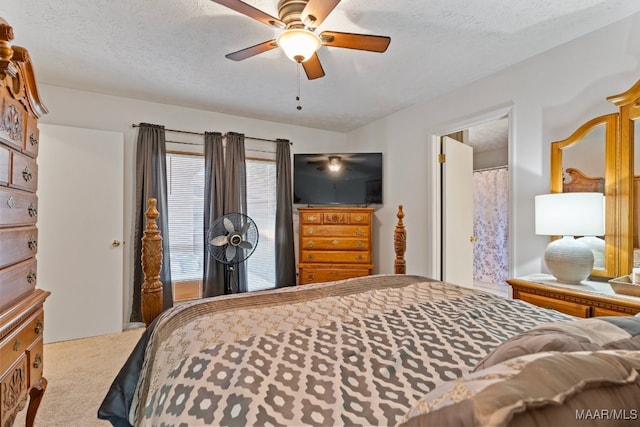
[473,167,509,284]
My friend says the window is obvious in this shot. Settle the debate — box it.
[166,152,277,298]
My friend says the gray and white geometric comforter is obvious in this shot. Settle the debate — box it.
[109,275,571,426]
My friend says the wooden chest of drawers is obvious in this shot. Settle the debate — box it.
[0,17,50,426]
[298,207,374,285]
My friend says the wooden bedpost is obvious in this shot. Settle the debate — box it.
[394,204,406,274]
[141,198,164,326]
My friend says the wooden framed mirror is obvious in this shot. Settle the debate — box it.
[608,79,640,276]
[550,114,618,279]
[549,79,640,280]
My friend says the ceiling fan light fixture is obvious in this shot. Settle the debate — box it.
[277,28,321,63]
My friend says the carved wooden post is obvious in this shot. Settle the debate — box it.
[141,198,163,326]
[0,18,15,77]
[394,204,406,274]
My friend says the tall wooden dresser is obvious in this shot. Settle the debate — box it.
[0,18,50,426]
[298,207,374,284]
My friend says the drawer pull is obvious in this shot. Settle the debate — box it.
[28,236,37,250]
[27,269,37,284]
[355,242,364,249]
[33,354,42,369]
[7,196,14,208]
[306,274,315,281]
[29,134,39,146]
[306,241,315,248]
[306,228,315,235]
[12,339,21,351]
[354,215,363,222]
[22,166,33,182]
[356,229,364,236]
[332,240,339,245]
[308,215,317,222]
[355,255,364,261]
[28,203,38,217]
[34,320,43,334]
[306,254,315,261]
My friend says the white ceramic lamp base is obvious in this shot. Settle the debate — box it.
[544,236,594,284]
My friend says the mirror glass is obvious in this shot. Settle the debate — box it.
[560,124,607,270]
[551,114,616,278]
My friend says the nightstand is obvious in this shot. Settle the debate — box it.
[507,274,640,318]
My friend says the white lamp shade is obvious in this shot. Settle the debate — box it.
[277,29,322,63]
[535,192,605,237]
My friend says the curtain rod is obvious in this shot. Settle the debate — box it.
[473,165,508,172]
[131,123,291,144]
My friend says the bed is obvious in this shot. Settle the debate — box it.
[99,202,640,426]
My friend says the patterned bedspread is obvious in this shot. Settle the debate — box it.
[99,274,570,427]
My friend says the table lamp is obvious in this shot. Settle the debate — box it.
[535,192,605,284]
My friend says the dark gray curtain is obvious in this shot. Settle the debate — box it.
[275,139,296,287]
[203,132,225,297]
[224,132,248,293]
[131,123,173,322]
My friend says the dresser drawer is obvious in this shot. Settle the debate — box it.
[301,225,369,237]
[300,212,322,224]
[349,212,370,224]
[26,335,44,386]
[0,308,43,375]
[322,212,349,224]
[0,258,37,310]
[0,94,26,152]
[298,267,371,285]
[518,292,591,318]
[10,151,37,192]
[301,237,369,251]
[23,115,39,158]
[0,226,38,269]
[301,250,370,264]
[0,354,28,426]
[0,144,9,185]
[0,187,38,226]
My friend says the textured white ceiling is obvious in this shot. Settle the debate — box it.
[3,1,640,132]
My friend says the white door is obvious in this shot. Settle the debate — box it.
[38,124,124,343]
[442,136,474,288]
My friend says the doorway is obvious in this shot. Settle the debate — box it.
[435,113,511,296]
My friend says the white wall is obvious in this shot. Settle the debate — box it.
[35,11,640,328]
[37,87,346,327]
[347,12,640,279]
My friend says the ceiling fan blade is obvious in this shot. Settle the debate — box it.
[211,0,285,28]
[320,31,390,53]
[301,0,341,30]
[302,53,325,80]
[225,40,278,61]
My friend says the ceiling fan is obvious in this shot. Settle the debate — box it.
[212,0,391,80]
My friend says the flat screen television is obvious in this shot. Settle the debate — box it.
[293,152,382,205]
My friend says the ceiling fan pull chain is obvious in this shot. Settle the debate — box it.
[296,62,302,111]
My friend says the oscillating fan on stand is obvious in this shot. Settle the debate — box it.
[207,213,259,293]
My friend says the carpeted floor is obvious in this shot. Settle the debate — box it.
[14,327,145,427]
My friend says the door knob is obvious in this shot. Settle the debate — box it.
[112,240,121,247]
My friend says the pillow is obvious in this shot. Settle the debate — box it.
[399,350,640,427]
[474,316,640,371]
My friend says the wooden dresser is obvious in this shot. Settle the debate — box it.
[298,207,374,285]
[508,274,640,318]
[0,18,50,426]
